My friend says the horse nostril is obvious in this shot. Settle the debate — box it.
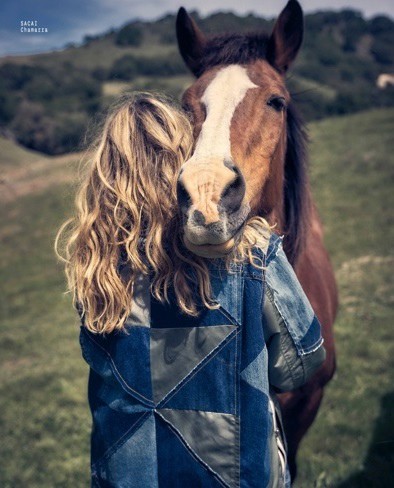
[224,160,237,173]
[221,167,246,212]
[192,209,206,226]
[177,179,191,212]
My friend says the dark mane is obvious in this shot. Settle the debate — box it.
[196,33,270,76]
[283,103,311,265]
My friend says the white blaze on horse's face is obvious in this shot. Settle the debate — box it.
[177,65,257,255]
[193,65,258,161]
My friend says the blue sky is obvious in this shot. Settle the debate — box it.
[1,0,393,56]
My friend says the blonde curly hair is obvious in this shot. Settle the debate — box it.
[55,92,271,334]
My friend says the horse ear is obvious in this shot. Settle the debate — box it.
[267,0,303,73]
[176,7,207,76]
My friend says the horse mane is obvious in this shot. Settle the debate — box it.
[196,33,312,265]
[283,103,311,265]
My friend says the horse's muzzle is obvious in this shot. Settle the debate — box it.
[176,160,249,250]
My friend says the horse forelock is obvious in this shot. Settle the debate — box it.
[195,33,270,76]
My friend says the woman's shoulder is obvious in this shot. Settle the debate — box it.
[265,232,284,265]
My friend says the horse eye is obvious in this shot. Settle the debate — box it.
[182,102,192,114]
[267,96,287,112]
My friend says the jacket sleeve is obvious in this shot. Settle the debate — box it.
[263,235,326,392]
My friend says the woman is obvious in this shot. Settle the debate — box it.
[55,92,325,487]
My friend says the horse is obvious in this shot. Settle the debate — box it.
[175,0,338,479]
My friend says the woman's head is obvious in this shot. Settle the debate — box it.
[55,92,271,334]
[91,92,193,257]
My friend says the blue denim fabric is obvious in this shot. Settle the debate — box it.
[265,234,324,355]
[79,232,324,487]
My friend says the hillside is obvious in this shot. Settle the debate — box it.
[0,108,393,486]
[0,9,393,155]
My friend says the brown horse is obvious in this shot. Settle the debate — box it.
[175,0,338,479]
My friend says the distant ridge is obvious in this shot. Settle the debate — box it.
[0,9,393,155]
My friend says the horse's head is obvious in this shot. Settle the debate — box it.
[176,0,307,260]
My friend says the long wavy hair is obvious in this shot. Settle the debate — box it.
[55,92,271,334]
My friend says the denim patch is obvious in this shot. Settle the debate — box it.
[209,268,244,325]
[299,315,324,354]
[156,413,224,487]
[94,412,158,487]
[240,346,269,395]
[150,325,237,405]
[163,333,238,414]
[265,241,320,355]
[157,409,239,488]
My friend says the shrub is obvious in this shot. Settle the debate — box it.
[110,56,138,80]
[115,24,143,47]
[11,100,88,154]
[24,76,56,102]
[371,38,394,65]
[0,81,20,124]
[109,54,187,81]
[0,63,45,90]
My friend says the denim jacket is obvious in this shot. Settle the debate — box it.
[79,232,325,488]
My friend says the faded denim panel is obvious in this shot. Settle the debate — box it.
[265,237,323,356]
[80,327,153,405]
[163,334,238,414]
[240,346,269,395]
[156,413,224,488]
[88,370,149,467]
[93,413,158,487]
[157,409,239,488]
[239,379,271,487]
[209,266,244,325]
[150,325,236,405]
[241,276,266,371]
[80,327,153,406]
[299,315,324,353]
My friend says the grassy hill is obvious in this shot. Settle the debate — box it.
[0,9,393,155]
[0,107,393,486]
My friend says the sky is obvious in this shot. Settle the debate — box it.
[1,0,393,56]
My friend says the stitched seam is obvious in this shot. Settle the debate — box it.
[234,317,241,487]
[278,330,298,390]
[82,331,154,406]
[265,283,303,348]
[159,329,239,408]
[92,411,150,471]
[300,336,325,355]
[266,234,284,263]
[217,304,241,327]
[211,273,243,326]
[155,411,229,488]
[265,287,297,389]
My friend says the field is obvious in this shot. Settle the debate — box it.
[0,108,393,486]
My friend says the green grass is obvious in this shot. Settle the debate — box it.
[0,136,48,170]
[295,109,394,487]
[0,108,393,486]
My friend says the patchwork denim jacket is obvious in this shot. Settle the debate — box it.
[79,232,325,488]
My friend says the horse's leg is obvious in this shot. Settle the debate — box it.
[279,216,338,481]
[279,383,324,480]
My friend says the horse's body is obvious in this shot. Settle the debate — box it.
[175,0,337,479]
